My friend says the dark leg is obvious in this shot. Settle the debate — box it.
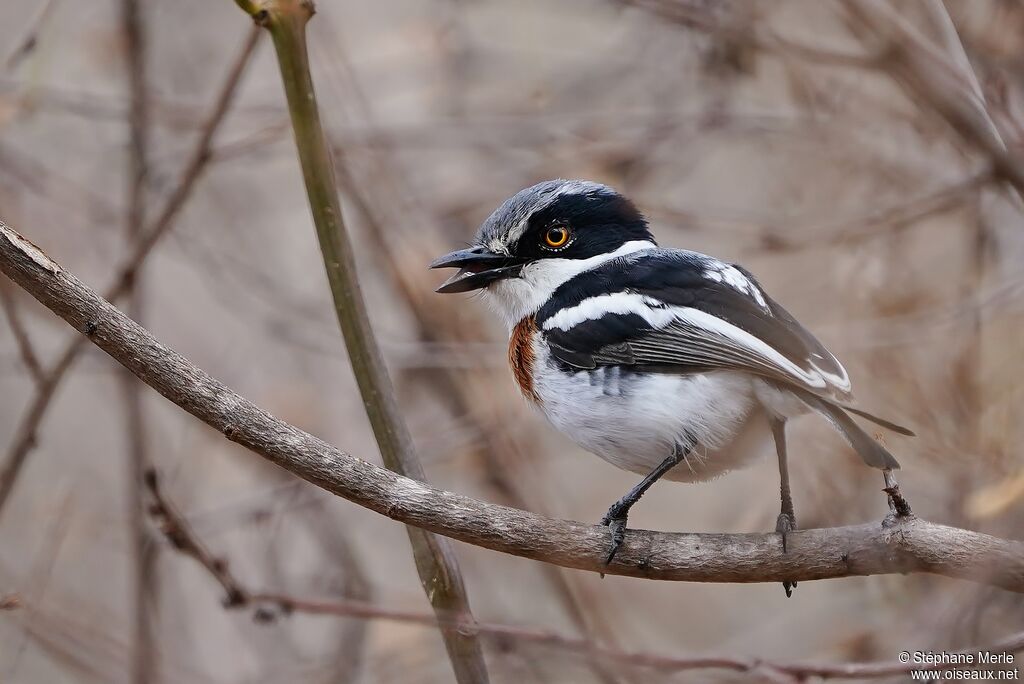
[771,418,797,597]
[882,469,912,525]
[600,442,690,565]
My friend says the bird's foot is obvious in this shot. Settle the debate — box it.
[775,511,798,597]
[599,500,630,566]
[882,471,913,527]
[775,511,796,552]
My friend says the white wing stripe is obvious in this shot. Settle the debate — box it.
[542,292,673,331]
[670,308,827,388]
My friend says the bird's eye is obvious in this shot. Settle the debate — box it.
[543,225,570,248]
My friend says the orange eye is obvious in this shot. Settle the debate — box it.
[543,225,570,248]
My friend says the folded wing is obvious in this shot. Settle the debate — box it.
[539,250,852,403]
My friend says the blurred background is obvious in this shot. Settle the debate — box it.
[1,1,1022,682]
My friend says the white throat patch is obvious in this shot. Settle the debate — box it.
[481,240,656,329]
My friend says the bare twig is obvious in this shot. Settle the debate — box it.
[0,282,44,384]
[922,0,1003,147]
[232,2,488,682]
[3,0,59,71]
[300,502,372,681]
[757,166,992,252]
[0,142,121,228]
[144,471,248,607]
[146,463,1024,679]
[2,219,1024,593]
[622,0,885,69]
[0,594,20,610]
[842,0,1024,199]
[119,2,157,682]
[0,25,260,518]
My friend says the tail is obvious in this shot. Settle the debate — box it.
[841,405,915,437]
[791,389,903,470]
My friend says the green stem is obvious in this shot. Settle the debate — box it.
[234,2,489,681]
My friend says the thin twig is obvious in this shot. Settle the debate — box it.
[921,0,1004,149]
[120,2,157,682]
[144,471,248,607]
[842,0,1024,199]
[145,464,1024,679]
[232,2,488,682]
[756,166,992,252]
[622,0,885,69]
[0,282,44,384]
[0,25,261,518]
[3,0,59,71]
[0,142,121,229]
[2,219,1024,593]
[0,594,20,610]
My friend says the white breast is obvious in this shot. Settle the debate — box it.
[530,343,772,482]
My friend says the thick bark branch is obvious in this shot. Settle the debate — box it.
[1,220,1023,591]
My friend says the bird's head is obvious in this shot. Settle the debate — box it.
[431,180,656,327]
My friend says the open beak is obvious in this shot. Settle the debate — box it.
[430,245,522,293]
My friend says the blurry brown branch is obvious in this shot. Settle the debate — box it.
[144,470,248,607]
[3,0,59,71]
[0,25,260,519]
[622,0,884,69]
[757,166,993,252]
[234,2,489,682]
[0,282,44,384]
[0,594,20,610]
[144,461,1024,679]
[3,220,1024,594]
[119,2,157,682]
[0,142,121,227]
[842,0,1024,199]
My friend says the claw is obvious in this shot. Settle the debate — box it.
[775,512,798,597]
[604,517,627,564]
[775,511,796,553]
[599,501,629,566]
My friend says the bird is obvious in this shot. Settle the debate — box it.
[430,179,913,594]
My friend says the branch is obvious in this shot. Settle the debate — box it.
[231,2,488,681]
[0,281,44,384]
[622,0,885,70]
[119,1,158,682]
[146,464,1024,680]
[3,0,59,71]
[0,24,260,518]
[842,0,1024,199]
[144,471,248,607]
[2,221,1024,594]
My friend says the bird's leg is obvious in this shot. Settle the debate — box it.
[771,418,797,597]
[882,469,912,525]
[600,443,689,565]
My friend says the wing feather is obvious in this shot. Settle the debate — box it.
[540,250,852,401]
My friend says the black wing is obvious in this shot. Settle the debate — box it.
[536,249,853,402]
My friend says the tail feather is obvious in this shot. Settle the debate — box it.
[841,405,915,437]
[792,390,902,470]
